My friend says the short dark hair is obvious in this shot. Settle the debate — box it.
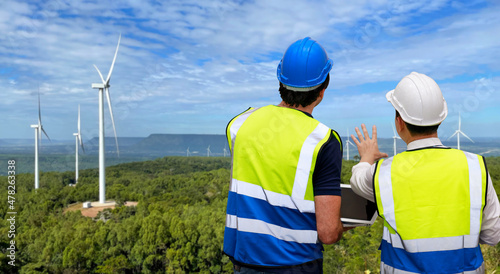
[279,74,330,108]
[396,111,439,136]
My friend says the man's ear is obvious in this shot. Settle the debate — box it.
[396,115,405,133]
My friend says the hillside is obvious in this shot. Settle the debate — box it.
[0,157,499,273]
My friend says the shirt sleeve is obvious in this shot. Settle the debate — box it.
[350,161,377,202]
[479,173,500,245]
[312,130,342,196]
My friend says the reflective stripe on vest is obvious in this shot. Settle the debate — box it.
[226,107,259,152]
[381,262,486,274]
[374,148,487,273]
[223,105,335,266]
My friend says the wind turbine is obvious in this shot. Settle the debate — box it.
[73,105,85,184]
[223,147,228,157]
[345,129,355,160]
[447,113,474,150]
[207,145,212,157]
[91,34,121,204]
[186,147,191,157]
[30,89,50,189]
[392,124,402,156]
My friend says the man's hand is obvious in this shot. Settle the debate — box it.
[351,124,389,165]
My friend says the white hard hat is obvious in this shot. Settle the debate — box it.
[386,72,448,126]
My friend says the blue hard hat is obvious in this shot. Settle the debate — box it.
[277,37,333,90]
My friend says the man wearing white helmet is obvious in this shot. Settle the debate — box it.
[223,37,345,273]
[350,72,500,273]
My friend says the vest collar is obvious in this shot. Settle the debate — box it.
[407,137,443,150]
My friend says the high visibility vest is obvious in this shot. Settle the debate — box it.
[374,148,488,273]
[223,105,340,267]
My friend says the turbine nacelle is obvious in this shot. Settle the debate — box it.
[92,83,108,89]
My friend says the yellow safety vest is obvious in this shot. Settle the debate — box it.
[223,105,340,267]
[374,148,487,273]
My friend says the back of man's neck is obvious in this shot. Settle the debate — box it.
[277,101,314,115]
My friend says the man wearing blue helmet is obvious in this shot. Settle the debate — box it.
[223,37,345,273]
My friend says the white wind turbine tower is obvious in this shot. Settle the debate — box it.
[345,129,355,160]
[30,89,50,189]
[207,145,212,157]
[223,147,228,157]
[91,34,121,204]
[73,105,85,184]
[447,113,474,150]
[392,124,402,156]
[186,147,191,157]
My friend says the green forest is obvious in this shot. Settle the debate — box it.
[1,156,499,273]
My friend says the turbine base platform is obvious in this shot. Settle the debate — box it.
[89,201,117,208]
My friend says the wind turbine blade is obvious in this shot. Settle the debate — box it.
[38,87,42,125]
[78,104,81,134]
[37,87,46,144]
[78,135,85,153]
[41,126,51,141]
[38,120,42,145]
[38,124,42,146]
[77,105,84,152]
[105,33,121,85]
[38,88,43,143]
[460,132,474,143]
[447,131,458,141]
[458,113,461,130]
[105,87,119,156]
[93,64,106,84]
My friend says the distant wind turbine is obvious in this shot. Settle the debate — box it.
[91,34,121,204]
[345,129,355,160]
[223,147,228,157]
[73,105,85,184]
[392,124,402,156]
[30,88,50,189]
[186,147,191,157]
[447,113,474,150]
[207,145,212,157]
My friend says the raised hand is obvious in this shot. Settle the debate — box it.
[351,124,389,165]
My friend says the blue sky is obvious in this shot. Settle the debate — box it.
[1,0,499,141]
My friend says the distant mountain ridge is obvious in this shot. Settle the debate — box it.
[86,137,145,148]
[129,134,227,156]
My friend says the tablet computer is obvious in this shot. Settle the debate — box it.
[340,184,378,227]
